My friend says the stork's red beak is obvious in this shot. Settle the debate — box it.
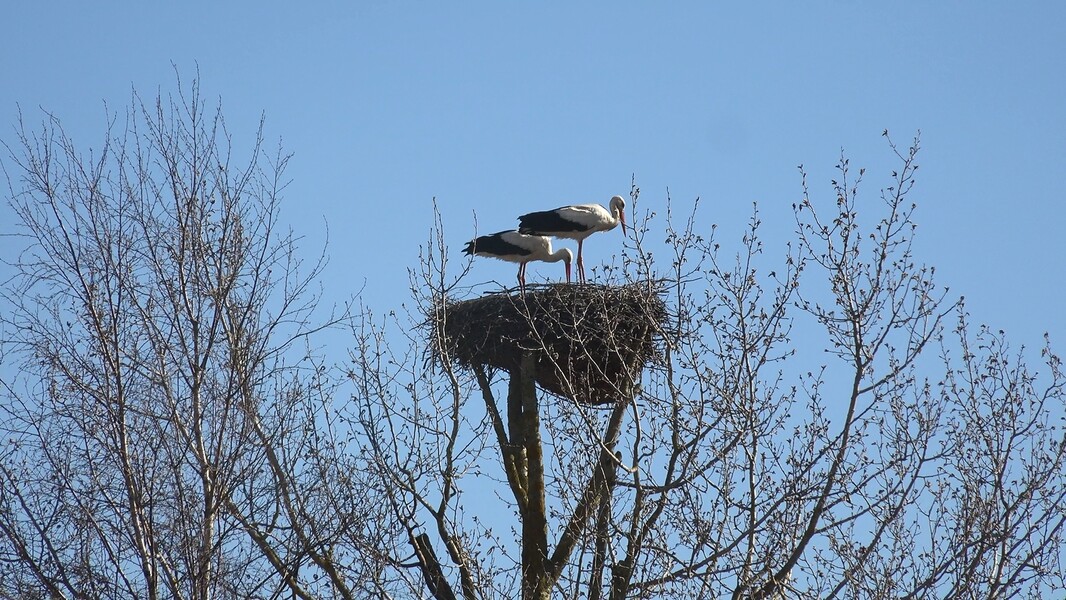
[565,262,572,284]
[620,211,628,236]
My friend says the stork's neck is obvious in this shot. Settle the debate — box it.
[547,249,572,263]
[609,195,627,234]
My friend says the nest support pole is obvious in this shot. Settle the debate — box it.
[510,352,552,599]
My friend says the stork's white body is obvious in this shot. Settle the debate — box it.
[463,230,572,293]
[518,195,627,283]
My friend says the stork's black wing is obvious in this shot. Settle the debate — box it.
[519,208,588,234]
[464,230,534,257]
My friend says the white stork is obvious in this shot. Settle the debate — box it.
[463,230,573,293]
[518,195,627,283]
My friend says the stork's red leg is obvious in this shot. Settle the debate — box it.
[577,239,586,283]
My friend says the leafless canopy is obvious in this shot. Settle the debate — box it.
[0,75,375,599]
[352,135,1066,599]
[2,76,1063,600]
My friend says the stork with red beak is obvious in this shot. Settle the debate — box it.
[518,195,627,283]
[463,230,572,293]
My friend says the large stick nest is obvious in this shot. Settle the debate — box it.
[434,282,667,405]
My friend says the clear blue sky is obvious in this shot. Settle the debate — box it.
[2,2,1064,348]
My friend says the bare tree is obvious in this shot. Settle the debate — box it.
[0,75,383,599]
[3,75,1063,600]
[348,135,1066,599]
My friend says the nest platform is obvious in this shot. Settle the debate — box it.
[434,282,666,405]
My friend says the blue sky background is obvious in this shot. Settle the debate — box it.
[2,2,1064,349]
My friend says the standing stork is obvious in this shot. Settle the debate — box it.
[518,194,626,283]
[463,230,573,293]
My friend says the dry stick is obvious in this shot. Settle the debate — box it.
[413,532,460,600]
[548,395,630,581]
[587,448,618,600]
[474,365,527,510]
[223,497,318,600]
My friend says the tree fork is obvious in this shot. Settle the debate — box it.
[412,532,459,600]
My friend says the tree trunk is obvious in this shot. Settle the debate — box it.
[511,353,551,600]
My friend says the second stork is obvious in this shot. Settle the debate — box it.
[518,194,627,283]
[463,230,572,294]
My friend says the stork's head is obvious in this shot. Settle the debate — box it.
[562,248,574,283]
[610,195,627,235]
